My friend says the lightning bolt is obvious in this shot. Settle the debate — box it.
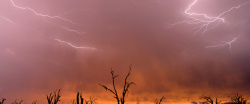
[0,16,14,23]
[59,26,86,35]
[168,0,250,35]
[10,0,78,25]
[167,0,249,53]
[42,18,85,35]
[205,36,239,53]
[10,0,85,35]
[55,39,97,50]
[2,0,95,50]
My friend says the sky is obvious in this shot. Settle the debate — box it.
[0,0,250,104]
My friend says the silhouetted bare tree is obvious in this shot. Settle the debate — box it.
[200,95,221,104]
[99,66,135,104]
[154,96,165,104]
[230,93,247,104]
[47,89,61,104]
[0,98,6,104]
[11,99,23,104]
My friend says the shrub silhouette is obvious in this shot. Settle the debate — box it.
[200,95,221,104]
[0,98,6,104]
[154,96,165,104]
[46,89,61,104]
[99,66,135,104]
[85,97,97,104]
[230,93,247,104]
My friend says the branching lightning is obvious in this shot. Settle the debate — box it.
[1,0,96,50]
[205,36,239,52]
[10,0,78,25]
[167,0,250,53]
[10,0,85,35]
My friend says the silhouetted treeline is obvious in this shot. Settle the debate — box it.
[199,93,247,104]
[0,67,248,104]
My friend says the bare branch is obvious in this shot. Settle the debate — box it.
[100,66,135,104]
[0,98,6,104]
[159,96,165,104]
[46,89,61,104]
[99,68,120,103]
[111,69,119,101]
[99,84,116,95]
[53,89,61,104]
[155,96,166,104]
[231,93,247,104]
[47,93,53,104]
[121,65,135,104]
[200,95,214,104]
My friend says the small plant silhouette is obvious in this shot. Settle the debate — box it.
[0,98,6,104]
[46,89,61,104]
[85,97,97,104]
[99,65,135,104]
[11,99,23,104]
[230,93,247,104]
[200,95,221,104]
[154,96,165,104]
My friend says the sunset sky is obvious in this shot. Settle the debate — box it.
[0,0,250,104]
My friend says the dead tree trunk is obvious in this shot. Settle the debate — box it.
[76,92,84,104]
[99,66,135,104]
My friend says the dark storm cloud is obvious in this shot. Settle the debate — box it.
[0,0,250,103]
